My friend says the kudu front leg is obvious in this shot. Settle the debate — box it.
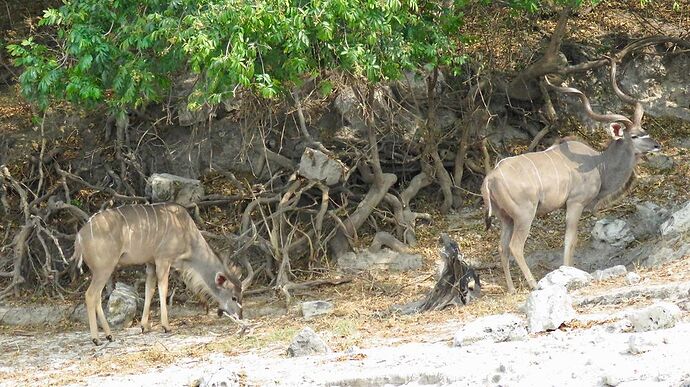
[140,263,157,333]
[563,203,584,267]
[156,263,172,333]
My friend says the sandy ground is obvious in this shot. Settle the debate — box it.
[1,297,689,387]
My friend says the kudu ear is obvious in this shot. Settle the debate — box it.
[608,123,624,139]
[215,272,227,287]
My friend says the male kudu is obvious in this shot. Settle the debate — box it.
[73,202,246,345]
[482,62,660,292]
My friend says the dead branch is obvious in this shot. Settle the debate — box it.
[418,234,481,312]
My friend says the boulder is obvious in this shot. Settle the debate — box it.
[625,272,641,285]
[591,218,635,250]
[337,248,422,272]
[627,335,654,355]
[286,327,331,357]
[395,69,445,103]
[537,266,593,290]
[629,202,670,239]
[301,301,334,320]
[524,285,575,333]
[107,282,140,329]
[659,201,690,236]
[146,173,204,206]
[628,302,681,332]
[645,153,674,172]
[593,265,628,281]
[298,148,347,186]
[178,102,213,127]
[198,368,242,387]
[453,313,527,347]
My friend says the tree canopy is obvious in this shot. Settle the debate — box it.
[8,0,611,113]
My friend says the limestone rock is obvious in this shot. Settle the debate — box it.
[301,301,334,320]
[591,218,635,250]
[625,272,641,285]
[146,173,204,206]
[107,282,140,329]
[298,148,347,186]
[630,202,670,239]
[659,201,690,236]
[628,302,681,332]
[198,368,242,387]
[593,265,628,281]
[453,313,527,347]
[337,248,422,272]
[524,285,575,333]
[537,266,593,291]
[287,327,331,357]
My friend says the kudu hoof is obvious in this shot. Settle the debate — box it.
[162,326,171,334]
[106,334,113,342]
[92,338,102,346]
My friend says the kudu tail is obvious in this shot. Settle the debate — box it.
[481,179,493,231]
[69,234,84,282]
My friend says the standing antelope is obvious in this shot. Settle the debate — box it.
[73,202,246,345]
[482,62,660,292]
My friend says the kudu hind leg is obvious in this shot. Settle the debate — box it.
[140,263,157,333]
[563,202,585,267]
[156,263,172,333]
[509,214,538,290]
[85,268,116,345]
[497,215,516,293]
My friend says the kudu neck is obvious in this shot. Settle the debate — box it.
[594,134,636,208]
[179,234,227,304]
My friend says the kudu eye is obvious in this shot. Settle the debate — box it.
[631,135,639,139]
[231,296,238,302]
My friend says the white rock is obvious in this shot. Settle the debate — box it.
[298,148,347,186]
[591,218,635,249]
[659,201,690,236]
[524,285,576,333]
[538,266,593,290]
[625,272,641,285]
[286,327,331,357]
[629,302,681,332]
[106,282,140,329]
[199,368,242,387]
[337,248,423,272]
[453,313,527,347]
[146,173,204,206]
[301,300,334,320]
[627,335,653,355]
[603,371,624,386]
[593,265,628,281]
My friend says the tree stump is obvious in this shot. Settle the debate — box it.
[418,233,481,312]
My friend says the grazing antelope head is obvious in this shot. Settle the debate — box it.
[72,203,248,345]
[481,59,660,292]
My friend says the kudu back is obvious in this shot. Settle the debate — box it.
[73,202,244,345]
[481,62,660,292]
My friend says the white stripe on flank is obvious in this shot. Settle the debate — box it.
[117,207,131,250]
[552,151,571,196]
[143,205,151,245]
[523,155,544,201]
[154,207,160,242]
[544,151,560,201]
[156,211,169,252]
